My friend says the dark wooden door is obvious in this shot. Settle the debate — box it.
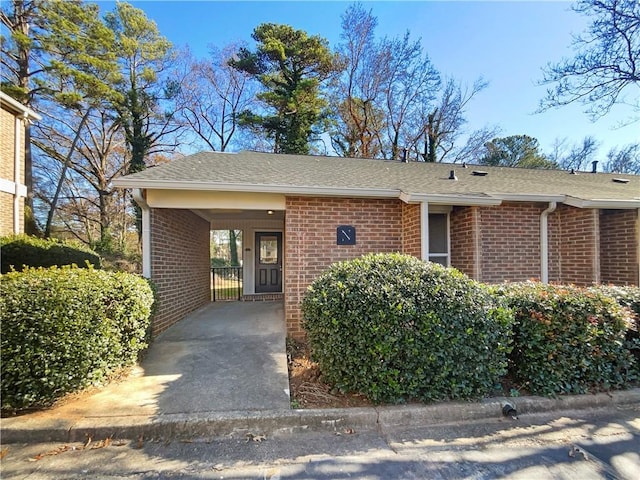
[255,232,282,293]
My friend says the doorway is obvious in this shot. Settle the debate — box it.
[255,232,282,293]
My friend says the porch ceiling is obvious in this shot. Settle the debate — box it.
[193,208,285,223]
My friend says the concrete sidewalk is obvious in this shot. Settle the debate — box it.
[1,301,291,443]
[1,299,639,444]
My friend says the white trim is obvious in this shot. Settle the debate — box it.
[490,193,565,203]
[540,202,557,283]
[420,202,429,261]
[401,192,502,206]
[113,178,399,199]
[13,115,21,233]
[564,196,640,209]
[132,189,151,278]
[0,91,41,120]
[0,178,26,196]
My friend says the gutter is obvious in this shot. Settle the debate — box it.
[400,192,502,206]
[112,178,399,199]
[564,196,640,209]
[540,201,557,283]
[132,189,151,278]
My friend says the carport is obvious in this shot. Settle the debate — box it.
[129,188,286,337]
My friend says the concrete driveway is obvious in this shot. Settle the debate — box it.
[4,301,290,432]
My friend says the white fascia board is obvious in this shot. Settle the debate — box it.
[564,196,640,209]
[400,192,502,206]
[489,193,566,203]
[112,178,399,199]
[0,92,41,120]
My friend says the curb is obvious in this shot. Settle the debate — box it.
[2,389,639,444]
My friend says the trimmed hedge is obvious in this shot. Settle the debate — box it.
[302,253,513,404]
[1,235,101,274]
[1,266,154,411]
[494,283,637,396]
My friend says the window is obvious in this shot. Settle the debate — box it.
[428,213,449,266]
[259,235,278,264]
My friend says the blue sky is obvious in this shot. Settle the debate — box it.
[116,0,638,160]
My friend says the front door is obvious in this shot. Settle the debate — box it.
[255,232,282,293]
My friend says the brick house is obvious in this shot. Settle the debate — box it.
[113,151,640,338]
[0,91,41,236]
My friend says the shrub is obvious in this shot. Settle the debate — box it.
[494,283,637,396]
[591,285,640,366]
[1,235,101,273]
[1,266,154,411]
[302,253,513,404]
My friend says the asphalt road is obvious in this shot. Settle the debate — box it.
[2,405,639,479]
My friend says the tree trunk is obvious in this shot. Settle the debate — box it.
[229,229,239,266]
[44,108,92,238]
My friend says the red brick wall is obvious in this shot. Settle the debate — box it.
[600,209,638,285]
[285,196,403,338]
[477,202,542,283]
[150,208,211,336]
[450,206,479,279]
[401,203,421,258]
[551,205,599,285]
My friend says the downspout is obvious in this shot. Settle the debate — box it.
[13,114,24,234]
[540,201,557,283]
[132,188,151,278]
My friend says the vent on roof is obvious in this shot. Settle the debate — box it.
[612,177,630,184]
[449,170,457,180]
[569,168,577,175]
[472,170,488,176]
[591,160,598,173]
[462,162,468,168]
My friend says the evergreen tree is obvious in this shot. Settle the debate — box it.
[230,23,340,154]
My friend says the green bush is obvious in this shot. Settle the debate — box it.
[302,253,513,404]
[1,266,154,411]
[591,285,640,366]
[1,235,101,273]
[494,283,637,396]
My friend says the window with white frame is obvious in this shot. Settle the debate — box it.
[428,213,450,266]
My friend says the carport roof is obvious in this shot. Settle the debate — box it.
[113,150,640,208]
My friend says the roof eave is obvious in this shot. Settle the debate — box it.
[0,91,41,120]
[112,178,399,198]
[400,192,502,206]
[564,196,640,209]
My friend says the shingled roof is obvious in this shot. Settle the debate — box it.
[113,151,640,208]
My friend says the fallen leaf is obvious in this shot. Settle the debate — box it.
[0,447,8,459]
[245,433,266,443]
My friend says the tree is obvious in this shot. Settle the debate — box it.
[548,135,600,171]
[174,45,257,152]
[480,135,558,169]
[540,0,640,119]
[418,77,498,163]
[105,3,178,238]
[230,23,341,154]
[105,2,177,175]
[330,3,387,158]
[380,32,440,161]
[2,0,123,237]
[33,104,128,251]
[604,142,640,173]
[33,0,121,239]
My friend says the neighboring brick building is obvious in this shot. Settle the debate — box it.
[114,151,640,337]
[0,92,41,236]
